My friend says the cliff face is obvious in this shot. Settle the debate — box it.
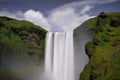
[0,16,47,80]
[80,12,120,80]
[73,15,94,80]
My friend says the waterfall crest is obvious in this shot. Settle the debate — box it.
[45,31,74,80]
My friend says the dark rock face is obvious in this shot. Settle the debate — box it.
[73,16,94,80]
[79,12,120,80]
[0,16,47,80]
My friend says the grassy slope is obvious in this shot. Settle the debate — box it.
[0,16,47,64]
[79,12,120,80]
[0,16,47,80]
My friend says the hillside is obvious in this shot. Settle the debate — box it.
[79,12,120,80]
[0,16,47,80]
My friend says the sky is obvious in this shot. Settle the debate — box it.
[0,0,120,31]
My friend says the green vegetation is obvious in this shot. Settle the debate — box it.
[79,12,120,80]
[0,16,47,80]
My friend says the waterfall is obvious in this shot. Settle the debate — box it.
[45,31,74,80]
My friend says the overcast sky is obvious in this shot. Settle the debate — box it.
[0,0,120,31]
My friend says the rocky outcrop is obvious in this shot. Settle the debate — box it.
[0,16,47,80]
[78,12,120,80]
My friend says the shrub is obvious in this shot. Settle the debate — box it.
[99,12,108,18]
[110,19,120,27]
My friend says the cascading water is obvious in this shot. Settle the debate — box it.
[45,31,74,80]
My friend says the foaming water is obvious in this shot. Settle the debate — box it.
[45,31,74,80]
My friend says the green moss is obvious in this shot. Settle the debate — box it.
[85,42,95,58]
[0,16,47,79]
[0,16,47,66]
[80,12,120,80]
[80,64,91,80]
